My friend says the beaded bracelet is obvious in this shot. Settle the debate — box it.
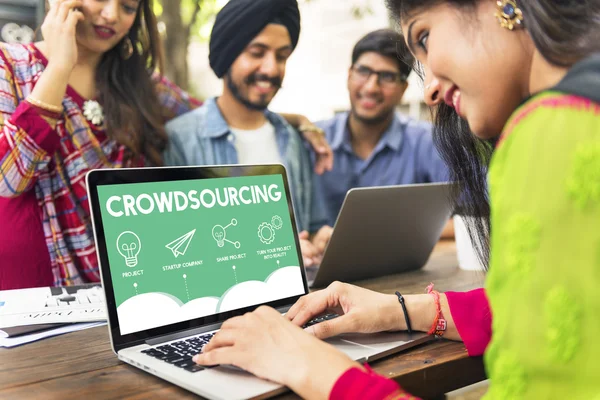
[426,283,447,337]
[26,96,63,114]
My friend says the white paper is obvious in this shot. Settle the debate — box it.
[0,284,106,328]
[0,323,64,338]
[0,322,107,348]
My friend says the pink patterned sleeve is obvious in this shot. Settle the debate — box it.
[330,365,421,400]
[0,50,60,198]
[445,288,492,356]
[152,73,202,120]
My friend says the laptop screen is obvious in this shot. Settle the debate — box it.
[96,173,304,336]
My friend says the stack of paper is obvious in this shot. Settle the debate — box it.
[0,322,107,348]
[0,284,108,348]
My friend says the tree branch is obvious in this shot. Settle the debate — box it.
[185,0,203,39]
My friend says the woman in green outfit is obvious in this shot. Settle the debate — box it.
[191,1,600,398]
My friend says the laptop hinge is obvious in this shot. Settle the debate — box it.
[145,305,293,346]
[146,322,223,346]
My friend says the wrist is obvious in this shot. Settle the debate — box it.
[298,123,325,135]
[290,355,359,400]
[404,294,436,333]
[45,61,74,80]
[382,294,405,331]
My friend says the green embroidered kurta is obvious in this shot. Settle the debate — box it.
[484,89,600,398]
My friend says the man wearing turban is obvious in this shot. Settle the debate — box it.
[164,0,328,267]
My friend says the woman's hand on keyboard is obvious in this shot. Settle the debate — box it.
[193,306,358,399]
[285,282,405,339]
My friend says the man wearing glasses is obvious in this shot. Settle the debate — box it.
[309,29,450,254]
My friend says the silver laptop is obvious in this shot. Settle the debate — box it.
[87,165,429,400]
[309,183,455,288]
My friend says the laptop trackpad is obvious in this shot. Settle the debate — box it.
[327,331,429,363]
[325,337,377,361]
[339,331,416,349]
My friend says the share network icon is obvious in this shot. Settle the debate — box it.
[165,229,196,258]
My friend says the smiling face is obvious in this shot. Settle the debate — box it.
[75,0,140,55]
[401,1,534,139]
[224,24,292,111]
[348,51,408,125]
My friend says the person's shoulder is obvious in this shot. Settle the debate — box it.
[151,72,180,95]
[0,42,34,66]
[316,112,349,142]
[166,103,208,129]
[152,72,199,100]
[398,112,433,135]
[500,91,599,148]
[165,106,206,148]
[267,110,293,128]
[315,113,344,130]
[0,42,32,58]
[268,112,312,158]
[396,112,435,149]
[491,90,600,196]
[268,110,306,139]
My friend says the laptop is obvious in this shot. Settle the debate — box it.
[86,165,430,400]
[309,183,455,288]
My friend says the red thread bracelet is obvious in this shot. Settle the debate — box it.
[426,283,447,337]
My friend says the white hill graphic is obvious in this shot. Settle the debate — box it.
[117,266,303,335]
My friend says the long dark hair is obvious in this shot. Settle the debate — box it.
[385,0,600,269]
[95,0,167,166]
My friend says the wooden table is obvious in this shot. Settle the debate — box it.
[0,241,487,400]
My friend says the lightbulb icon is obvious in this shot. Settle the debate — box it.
[116,231,141,267]
[212,218,240,248]
[212,225,226,247]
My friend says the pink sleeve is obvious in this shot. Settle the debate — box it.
[152,73,202,120]
[445,288,492,356]
[0,48,60,198]
[330,365,421,400]
[0,101,60,197]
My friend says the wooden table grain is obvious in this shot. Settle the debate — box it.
[0,241,487,400]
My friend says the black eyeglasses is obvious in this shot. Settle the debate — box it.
[350,65,406,87]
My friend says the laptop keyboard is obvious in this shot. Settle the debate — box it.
[141,331,216,373]
[303,313,339,328]
[140,314,339,373]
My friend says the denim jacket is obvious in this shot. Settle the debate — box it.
[164,98,327,233]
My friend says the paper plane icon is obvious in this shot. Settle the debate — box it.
[165,229,196,258]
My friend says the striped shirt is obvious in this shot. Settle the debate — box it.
[0,43,200,289]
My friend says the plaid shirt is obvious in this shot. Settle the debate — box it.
[0,43,200,287]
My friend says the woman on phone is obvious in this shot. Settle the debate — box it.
[192,1,600,399]
[0,0,196,290]
[0,0,332,291]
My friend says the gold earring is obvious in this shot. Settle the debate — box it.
[495,0,523,30]
[121,36,134,60]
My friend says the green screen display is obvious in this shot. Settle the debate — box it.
[97,174,304,335]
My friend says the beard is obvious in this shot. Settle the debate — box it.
[226,69,282,111]
[351,104,395,125]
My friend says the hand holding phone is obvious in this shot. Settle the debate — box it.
[41,0,85,72]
